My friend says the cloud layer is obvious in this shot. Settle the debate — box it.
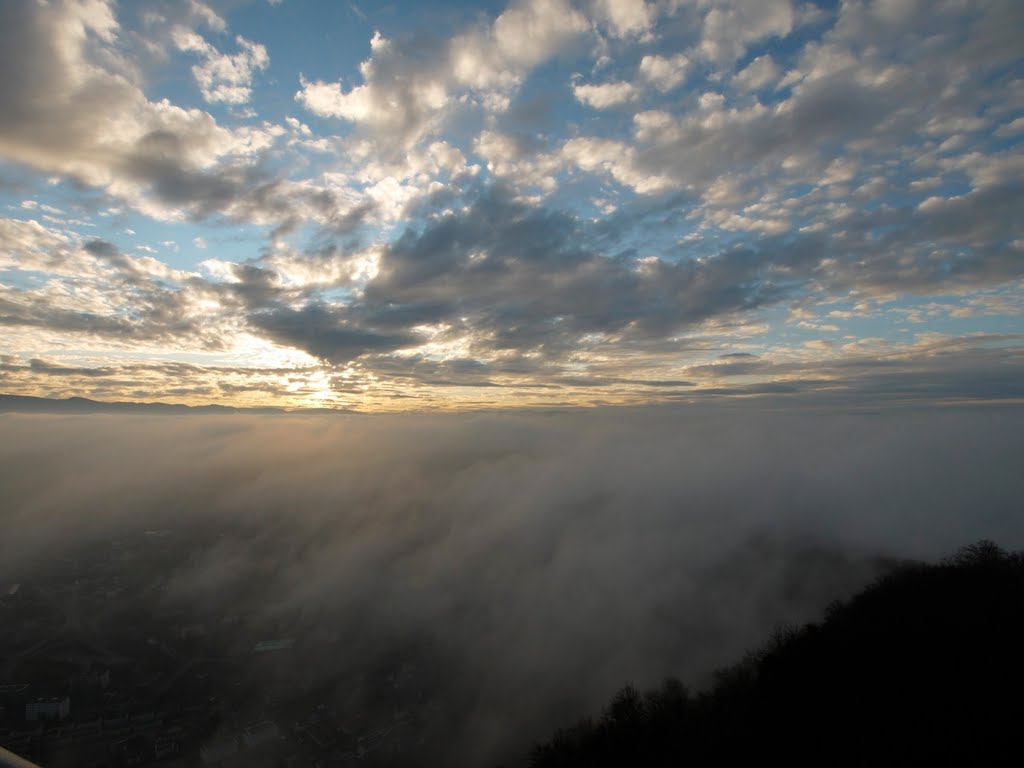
[2,404,1022,764]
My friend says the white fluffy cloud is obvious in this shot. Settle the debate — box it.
[297,0,589,149]
[696,0,795,65]
[589,0,657,38]
[173,29,269,105]
[474,130,561,190]
[733,53,779,92]
[0,0,284,221]
[638,53,690,92]
[573,80,637,108]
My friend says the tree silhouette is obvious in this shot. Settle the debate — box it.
[530,541,1024,767]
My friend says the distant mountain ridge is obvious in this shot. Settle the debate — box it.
[0,394,343,415]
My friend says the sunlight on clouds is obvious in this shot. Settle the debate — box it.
[638,53,690,92]
[0,0,1020,410]
[173,29,269,105]
[572,80,637,108]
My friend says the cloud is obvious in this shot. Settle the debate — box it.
[27,358,116,377]
[571,53,691,112]
[0,0,315,225]
[637,53,690,92]
[173,30,270,105]
[296,0,589,149]
[573,80,638,108]
[0,218,235,351]
[733,53,779,92]
[185,0,227,33]
[248,303,418,364]
[682,334,1024,403]
[588,0,657,38]
[474,130,562,191]
[697,0,795,66]
[3,152,1023,404]
[9,164,1021,402]
[361,186,735,348]
[462,0,589,80]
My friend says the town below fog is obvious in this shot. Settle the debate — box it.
[1,528,436,767]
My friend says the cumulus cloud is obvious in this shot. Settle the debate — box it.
[173,30,270,105]
[295,31,451,147]
[589,0,657,38]
[556,0,1024,269]
[0,217,243,355]
[248,303,417,363]
[474,130,562,191]
[638,53,690,92]
[297,0,589,149]
[0,0,355,230]
[697,0,795,65]
[572,80,637,108]
[733,53,779,91]
[197,179,1023,393]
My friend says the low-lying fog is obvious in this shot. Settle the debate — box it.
[2,403,1022,765]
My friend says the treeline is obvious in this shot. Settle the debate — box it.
[529,541,1024,766]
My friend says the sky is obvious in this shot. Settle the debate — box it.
[0,0,1022,411]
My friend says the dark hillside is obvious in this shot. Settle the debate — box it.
[530,541,1024,767]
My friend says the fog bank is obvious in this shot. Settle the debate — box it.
[2,403,1022,765]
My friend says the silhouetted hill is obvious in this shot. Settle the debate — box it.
[0,394,348,415]
[529,541,1024,767]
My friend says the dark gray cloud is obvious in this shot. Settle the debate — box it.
[249,304,418,364]
[0,285,209,346]
[682,337,1024,403]
[0,359,317,406]
[3,176,1022,401]
[0,279,214,347]
[240,183,1023,381]
[27,358,116,378]
[352,188,791,352]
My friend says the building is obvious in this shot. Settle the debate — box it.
[25,697,69,722]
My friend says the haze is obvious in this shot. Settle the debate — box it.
[2,403,1022,764]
